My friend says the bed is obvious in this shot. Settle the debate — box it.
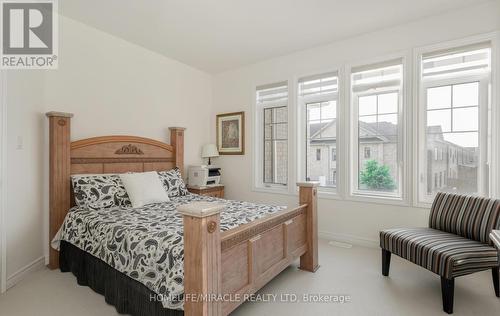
[46,112,319,316]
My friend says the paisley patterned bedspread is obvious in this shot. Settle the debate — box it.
[60,193,286,310]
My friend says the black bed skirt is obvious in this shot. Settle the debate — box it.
[59,241,183,316]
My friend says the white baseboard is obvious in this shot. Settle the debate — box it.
[3,236,375,290]
[319,231,379,249]
[6,256,46,290]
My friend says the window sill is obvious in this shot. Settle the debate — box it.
[290,185,339,197]
[414,200,433,209]
[317,189,342,200]
[252,185,430,209]
[347,191,409,207]
[252,187,431,210]
[252,185,290,196]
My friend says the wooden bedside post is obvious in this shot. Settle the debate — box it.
[178,202,225,316]
[46,111,74,270]
[169,127,186,174]
[297,182,319,272]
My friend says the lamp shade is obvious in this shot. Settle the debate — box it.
[201,144,219,158]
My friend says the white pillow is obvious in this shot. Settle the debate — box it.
[119,171,170,208]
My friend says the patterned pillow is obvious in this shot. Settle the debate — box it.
[71,174,132,210]
[157,168,189,197]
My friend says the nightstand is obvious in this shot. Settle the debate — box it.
[187,185,224,198]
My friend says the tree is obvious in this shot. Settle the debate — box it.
[360,160,396,191]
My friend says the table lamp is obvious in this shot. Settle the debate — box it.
[202,144,219,165]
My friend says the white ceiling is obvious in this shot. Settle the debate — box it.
[60,0,491,74]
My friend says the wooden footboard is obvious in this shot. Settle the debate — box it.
[178,182,319,316]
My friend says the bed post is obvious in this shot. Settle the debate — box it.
[178,202,224,316]
[169,127,185,174]
[297,182,319,272]
[46,111,74,270]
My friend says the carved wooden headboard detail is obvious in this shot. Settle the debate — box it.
[46,111,186,269]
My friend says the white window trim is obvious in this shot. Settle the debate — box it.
[298,92,339,192]
[253,81,290,193]
[492,32,500,199]
[295,68,344,198]
[249,32,498,209]
[351,87,403,199]
[345,53,411,205]
[418,75,489,204]
[413,32,499,207]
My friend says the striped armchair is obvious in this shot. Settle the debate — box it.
[380,192,500,314]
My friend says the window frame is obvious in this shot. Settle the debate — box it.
[262,105,289,186]
[315,148,321,161]
[413,32,499,207]
[297,70,341,196]
[351,87,404,199]
[347,55,409,203]
[253,81,290,193]
[417,72,490,204]
[250,32,498,206]
[364,147,371,159]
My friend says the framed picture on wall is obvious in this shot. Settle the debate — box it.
[216,111,245,155]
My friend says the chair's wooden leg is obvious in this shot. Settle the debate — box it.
[493,267,499,297]
[441,277,455,314]
[381,249,391,276]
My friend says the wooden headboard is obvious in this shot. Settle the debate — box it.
[46,111,186,269]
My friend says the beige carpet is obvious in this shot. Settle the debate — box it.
[0,239,498,316]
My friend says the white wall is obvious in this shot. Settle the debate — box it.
[4,15,213,284]
[211,2,500,246]
[4,70,46,282]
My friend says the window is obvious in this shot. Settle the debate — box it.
[351,60,403,197]
[251,34,496,205]
[418,42,491,202]
[299,72,338,188]
[256,82,288,187]
[364,147,371,158]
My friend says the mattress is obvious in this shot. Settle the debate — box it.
[59,193,286,310]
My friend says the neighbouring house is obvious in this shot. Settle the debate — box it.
[306,119,398,188]
[426,126,478,195]
[306,120,477,194]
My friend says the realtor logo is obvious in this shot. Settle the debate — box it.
[1,0,58,69]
